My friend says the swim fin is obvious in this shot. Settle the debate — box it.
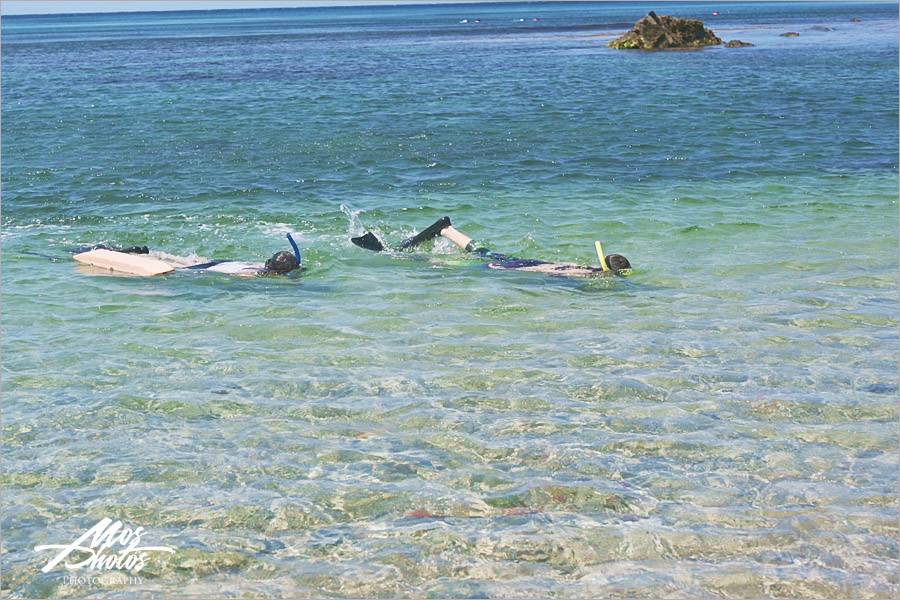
[351,216,451,253]
[396,216,451,251]
[351,232,385,252]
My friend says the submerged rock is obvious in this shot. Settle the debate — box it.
[607,11,722,50]
[780,32,800,37]
[851,18,862,23]
[725,40,754,48]
[811,25,835,31]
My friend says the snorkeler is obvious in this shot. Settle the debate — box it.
[179,249,300,276]
[351,217,631,278]
[72,234,302,277]
[174,233,302,276]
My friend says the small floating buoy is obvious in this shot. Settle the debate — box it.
[712,12,719,16]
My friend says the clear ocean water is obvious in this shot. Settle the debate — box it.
[2,2,898,598]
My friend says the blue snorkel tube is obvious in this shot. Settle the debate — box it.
[287,233,302,267]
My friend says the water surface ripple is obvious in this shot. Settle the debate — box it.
[2,2,898,598]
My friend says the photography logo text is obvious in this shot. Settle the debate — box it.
[34,517,175,574]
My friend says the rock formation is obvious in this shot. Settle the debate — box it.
[607,11,722,50]
[780,32,800,37]
[725,40,754,48]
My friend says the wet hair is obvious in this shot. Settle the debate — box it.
[605,254,631,272]
[264,251,299,274]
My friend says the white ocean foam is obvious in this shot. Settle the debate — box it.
[430,236,459,255]
[262,222,302,237]
[340,204,365,237]
[149,251,209,267]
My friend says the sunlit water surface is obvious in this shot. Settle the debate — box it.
[2,2,898,598]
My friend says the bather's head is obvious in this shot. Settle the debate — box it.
[265,251,299,275]
[605,254,632,273]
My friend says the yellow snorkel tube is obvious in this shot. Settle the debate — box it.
[595,241,609,271]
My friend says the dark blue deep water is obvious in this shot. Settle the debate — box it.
[2,2,898,597]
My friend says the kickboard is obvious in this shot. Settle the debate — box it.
[73,249,175,276]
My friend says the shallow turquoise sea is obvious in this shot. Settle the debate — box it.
[2,2,898,598]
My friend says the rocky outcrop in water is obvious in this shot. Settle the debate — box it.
[607,11,722,50]
[725,40,754,48]
[780,32,800,37]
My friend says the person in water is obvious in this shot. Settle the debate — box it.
[180,250,299,276]
[77,234,302,277]
[351,217,631,278]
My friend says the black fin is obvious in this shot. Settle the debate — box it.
[351,232,385,252]
[397,216,451,251]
